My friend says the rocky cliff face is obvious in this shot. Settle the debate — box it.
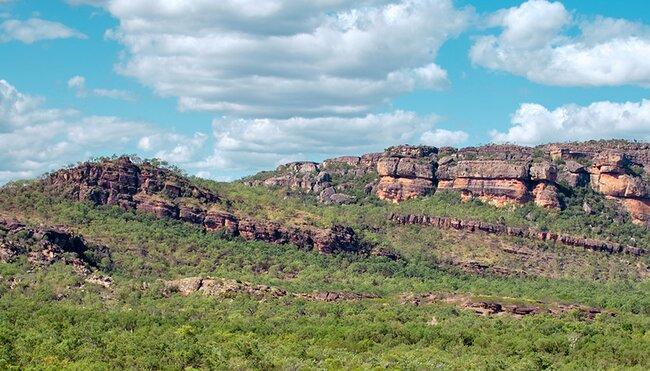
[436,146,561,209]
[46,158,369,254]
[375,145,438,203]
[249,141,650,227]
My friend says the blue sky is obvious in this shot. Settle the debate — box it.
[1,0,650,183]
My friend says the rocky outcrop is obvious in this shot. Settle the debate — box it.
[588,152,650,227]
[376,145,437,203]
[0,218,112,282]
[203,211,365,254]
[436,146,560,208]
[244,153,381,201]
[47,158,369,255]
[163,277,287,299]
[163,276,381,302]
[240,141,650,225]
[48,157,219,210]
[401,292,610,319]
[388,213,646,256]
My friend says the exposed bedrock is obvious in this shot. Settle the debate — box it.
[375,146,438,203]
[388,213,646,256]
[0,218,112,279]
[46,158,369,255]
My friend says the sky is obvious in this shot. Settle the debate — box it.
[2,0,650,183]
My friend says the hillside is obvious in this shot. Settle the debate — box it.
[1,140,650,369]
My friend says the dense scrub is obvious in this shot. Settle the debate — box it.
[1,171,650,369]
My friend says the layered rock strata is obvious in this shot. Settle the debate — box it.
[388,213,646,256]
[375,146,438,202]
[250,141,650,226]
[436,146,561,209]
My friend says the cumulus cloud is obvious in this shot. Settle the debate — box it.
[67,75,136,102]
[490,100,650,145]
[194,111,468,172]
[137,132,208,163]
[0,18,86,43]
[470,0,650,87]
[0,79,149,183]
[77,0,474,117]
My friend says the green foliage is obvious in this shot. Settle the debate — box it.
[1,159,650,369]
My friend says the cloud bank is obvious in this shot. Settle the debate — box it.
[491,100,650,145]
[471,0,650,87]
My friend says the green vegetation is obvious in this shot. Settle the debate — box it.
[1,165,649,369]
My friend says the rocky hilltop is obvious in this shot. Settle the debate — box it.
[247,140,650,227]
[46,157,368,255]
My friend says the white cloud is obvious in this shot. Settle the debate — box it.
[420,128,468,147]
[67,75,136,102]
[196,111,468,172]
[470,0,650,87]
[0,79,149,183]
[137,132,208,163]
[0,18,86,44]
[84,0,472,117]
[490,100,650,145]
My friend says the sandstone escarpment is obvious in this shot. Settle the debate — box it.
[375,145,437,202]
[46,158,369,255]
[436,146,560,208]
[388,213,646,256]
[204,211,365,254]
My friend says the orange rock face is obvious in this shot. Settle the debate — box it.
[376,177,435,203]
[620,198,650,227]
[375,145,437,203]
[532,182,561,209]
[438,178,529,206]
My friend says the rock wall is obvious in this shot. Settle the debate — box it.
[388,213,646,256]
[375,145,438,203]
[436,146,561,209]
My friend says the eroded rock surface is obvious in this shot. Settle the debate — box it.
[375,145,438,203]
[0,218,112,284]
[243,141,650,226]
[47,158,369,255]
[388,213,646,256]
[401,292,611,319]
[163,277,381,302]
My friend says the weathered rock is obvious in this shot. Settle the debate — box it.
[438,178,530,206]
[319,187,354,205]
[375,146,437,202]
[376,177,436,203]
[530,162,557,182]
[134,195,179,219]
[0,218,111,277]
[162,277,379,302]
[439,160,530,180]
[388,213,646,256]
[533,182,561,209]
